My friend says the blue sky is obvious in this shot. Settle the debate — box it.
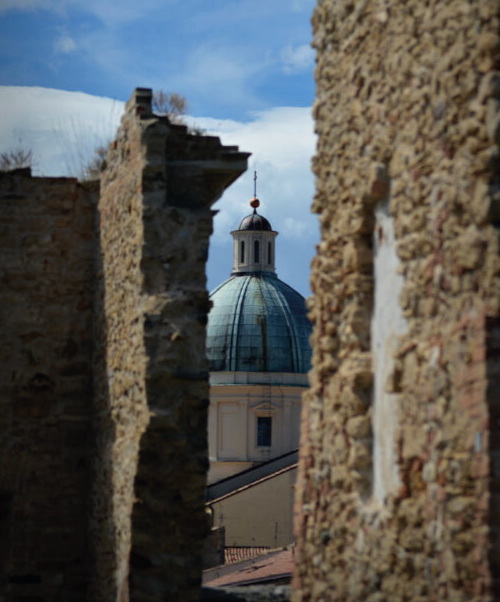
[0,0,318,296]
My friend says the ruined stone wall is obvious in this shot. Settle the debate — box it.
[294,1,500,601]
[90,91,151,602]
[0,89,248,602]
[0,170,96,600]
[91,88,249,602]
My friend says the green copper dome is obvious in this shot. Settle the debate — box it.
[207,272,312,373]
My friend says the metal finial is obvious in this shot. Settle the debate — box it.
[250,197,260,211]
[253,170,257,197]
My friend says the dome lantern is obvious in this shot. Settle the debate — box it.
[231,198,278,276]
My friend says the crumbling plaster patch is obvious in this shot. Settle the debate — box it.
[371,200,407,503]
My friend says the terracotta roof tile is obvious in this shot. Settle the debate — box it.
[203,548,293,588]
[225,547,269,564]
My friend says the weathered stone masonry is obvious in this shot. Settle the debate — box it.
[0,89,248,602]
[91,89,249,602]
[293,1,500,601]
[3,3,500,600]
[0,171,96,601]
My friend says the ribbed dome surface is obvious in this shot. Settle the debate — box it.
[238,212,273,231]
[207,273,312,373]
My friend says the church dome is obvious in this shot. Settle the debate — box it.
[207,272,312,373]
[238,213,272,231]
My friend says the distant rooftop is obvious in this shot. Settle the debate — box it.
[203,547,293,588]
[206,450,298,503]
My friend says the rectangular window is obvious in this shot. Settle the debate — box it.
[240,240,245,263]
[254,240,259,263]
[257,416,272,447]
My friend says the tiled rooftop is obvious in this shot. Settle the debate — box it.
[203,548,293,588]
[225,547,270,565]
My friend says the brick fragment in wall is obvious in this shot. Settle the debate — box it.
[293,1,500,601]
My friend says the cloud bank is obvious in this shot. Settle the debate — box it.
[0,86,124,178]
[0,86,318,295]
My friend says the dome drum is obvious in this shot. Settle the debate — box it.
[231,204,278,276]
[231,229,277,275]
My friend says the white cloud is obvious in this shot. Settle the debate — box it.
[0,86,124,177]
[281,43,315,74]
[196,104,318,295]
[0,85,318,295]
[54,34,77,54]
[0,87,314,224]
[196,105,315,242]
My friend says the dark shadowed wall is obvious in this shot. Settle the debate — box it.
[0,170,96,601]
